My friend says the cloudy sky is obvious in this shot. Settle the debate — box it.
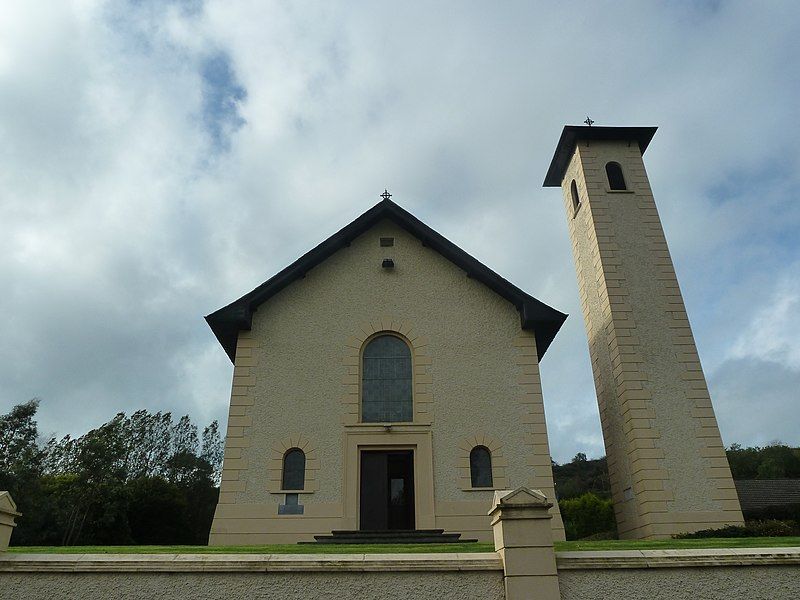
[1,1,798,462]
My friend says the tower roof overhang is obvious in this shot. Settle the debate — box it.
[543,125,657,187]
[206,199,567,363]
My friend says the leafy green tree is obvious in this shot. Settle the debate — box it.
[726,443,762,479]
[127,477,188,544]
[726,443,800,480]
[201,420,224,485]
[172,415,199,457]
[55,415,132,545]
[0,398,43,487]
[2,400,224,546]
[559,492,617,540]
[165,451,219,544]
[552,454,611,500]
[0,399,48,544]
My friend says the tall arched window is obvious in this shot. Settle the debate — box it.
[282,448,306,490]
[570,179,581,214]
[470,446,493,488]
[605,162,627,190]
[361,334,412,422]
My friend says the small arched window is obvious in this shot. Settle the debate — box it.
[282,448,306,490]
[605,162,627,190]
[362,334,413,423]
[570,179,581,214]
[470,446,493,488]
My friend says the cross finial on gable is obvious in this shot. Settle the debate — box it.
[584,116,595,126]
[380,189,392,201]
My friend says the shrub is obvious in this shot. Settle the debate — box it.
[673,519,799,539]
[559,492,617,540]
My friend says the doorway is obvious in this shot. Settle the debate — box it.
[359,450,415,530]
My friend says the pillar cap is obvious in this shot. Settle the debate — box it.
[0,491,21,517]
[543,125,657,187]
[488,487,553,516]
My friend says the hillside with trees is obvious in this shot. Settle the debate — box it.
[3,399,799,545]
[0,399,222,546]
[553,444,800,540]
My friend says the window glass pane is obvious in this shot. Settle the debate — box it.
[470,446,493,488]
[570,179,581,214]
[362,335,413,422]
[606,162,627,190]
[282,448,305,490]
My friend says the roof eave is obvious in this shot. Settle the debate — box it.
[206,199,567,362]
[543,125,658,187]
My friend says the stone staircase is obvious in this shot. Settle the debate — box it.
[304,529,478,544]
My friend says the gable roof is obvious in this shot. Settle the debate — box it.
[206,199,567,363]
[735,479,800,513]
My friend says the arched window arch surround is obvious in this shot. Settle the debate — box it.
[458,434,507,491]
[360,331,414,424]
[605,161,627,191]
[267,434,320,494]
[281,447,306,491]
[340,318,433,427]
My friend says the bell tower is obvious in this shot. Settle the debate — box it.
[543,126,744,539]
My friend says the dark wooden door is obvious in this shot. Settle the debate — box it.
[359,451,415,530]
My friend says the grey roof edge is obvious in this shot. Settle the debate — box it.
[543,125,658,187]
[206,199,567,363]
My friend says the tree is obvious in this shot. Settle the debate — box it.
[172,415,199,457]
[559,492,617,540]
[0,399,47,544]
[0,398,43,487]
[726,443,800,480]
[58,415,132,545]
[127,477,188,544]
[201,420,224,485]
[552,454,611,500]
[3,401,221,546]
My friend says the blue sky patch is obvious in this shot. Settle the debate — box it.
[200,52,247,151]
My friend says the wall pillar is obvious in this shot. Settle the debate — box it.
[489,487,560,600]
[0,492,21,552]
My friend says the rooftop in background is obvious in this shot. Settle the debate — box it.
[543,125,658,187]
[735,479,800,513]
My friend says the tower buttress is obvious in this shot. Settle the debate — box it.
[544,126,743,539]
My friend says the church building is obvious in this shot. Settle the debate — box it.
[205,195,567,544]
[206,124,743,544]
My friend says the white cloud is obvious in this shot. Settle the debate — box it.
[0,0,798,462]
[729,266,800,371]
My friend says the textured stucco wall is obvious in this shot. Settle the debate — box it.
[560,139,742,538]
[0,571,505,600]
[211,218,563,543]
[559,566,800,600]
[4,555,799,600]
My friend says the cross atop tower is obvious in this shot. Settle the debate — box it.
[380,189,392,201]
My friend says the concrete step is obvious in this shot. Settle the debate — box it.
[302,529,479,545]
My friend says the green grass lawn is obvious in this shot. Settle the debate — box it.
[7,537,800,554]
[555,536,800,551]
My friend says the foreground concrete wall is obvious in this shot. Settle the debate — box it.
[559,566,799,600]
[0,571,504,600]
[2,548,799,600]
[0,554,504,600]
[557,547,800,600]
